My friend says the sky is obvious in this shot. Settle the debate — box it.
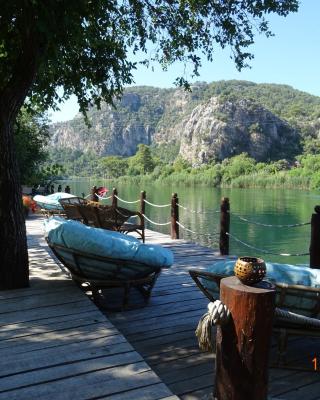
[50,0,320,123]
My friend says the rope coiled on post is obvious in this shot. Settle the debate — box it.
[196,300,320,352]
[196,300,231,352]
[226,232,309,257]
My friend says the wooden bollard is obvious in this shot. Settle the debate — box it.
[90,186,98,202]
[112,187,118,208]
[171,193,179,239]
[310,205,320,269]
[140,190,146,235]
[215,276,275,400]
[140,190,146,216]
[219,197,230,255]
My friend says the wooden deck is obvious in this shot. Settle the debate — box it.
[106,231,320,400]
[1,214,319,400]
[0,216,177,400]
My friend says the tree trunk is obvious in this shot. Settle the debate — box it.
[0,110,29,289]
[0,10,44,289]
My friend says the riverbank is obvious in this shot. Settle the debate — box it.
[112,170,311,190]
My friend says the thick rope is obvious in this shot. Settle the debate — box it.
[177,221,219,238]
[231,213,310,228]
[114,195,140,204]
[195,300,230,352]
[142,214,171,226]
[274,308,320,328]
[143,199,171,208]
[177,203,220,214]
[227,232,309,257]
[196,301,320,352]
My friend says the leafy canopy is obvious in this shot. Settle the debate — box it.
[14,109,50,184]
[0,0,298,114]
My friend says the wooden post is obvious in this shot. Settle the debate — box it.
[219,197,230,255]
[140,190,146,216]
[310,205,320,268]
[215,276,275,400]
[90,186,98,202]
[171,193,179,239]
[140,190,146,243]
[112,188,118,208]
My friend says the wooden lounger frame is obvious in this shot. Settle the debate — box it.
[48,241,161,310]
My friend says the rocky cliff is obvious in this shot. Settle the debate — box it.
[50,81,320,163]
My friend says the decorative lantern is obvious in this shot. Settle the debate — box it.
[234,257,266,285]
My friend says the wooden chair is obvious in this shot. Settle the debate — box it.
[76,203,145,242]
[59,197,88,222]
[189,269,320,366]
[47,240,160,309]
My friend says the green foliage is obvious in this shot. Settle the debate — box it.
[302,138,320,155]
[151,143,180,164]
[221,153,256,183]
[0,1,298,114]
[99,156,128,178]
[128,144,155,175]
[14,109,50,184]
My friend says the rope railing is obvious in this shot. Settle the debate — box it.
[79,189,317,262]
[84,193,112,200]
[226,232,309,257]
[177,221,219,238]
[142,214,171,226]
[114,195,140,204]
[230,212,310,228]
[177,203,220,214]
[97,194,112,200]
[143,199,171,208]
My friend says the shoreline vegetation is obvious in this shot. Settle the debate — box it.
[60,149,318,190]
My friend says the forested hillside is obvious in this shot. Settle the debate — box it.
[48,81,320,186]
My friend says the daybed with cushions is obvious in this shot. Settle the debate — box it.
[45,217,173,309]
[190,260,320,363]
[34,193,76,216]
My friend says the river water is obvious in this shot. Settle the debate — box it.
[57,178,319,265]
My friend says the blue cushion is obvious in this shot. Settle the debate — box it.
[200,260,320,316]
[34,193,76,210]
[44,216,173,268]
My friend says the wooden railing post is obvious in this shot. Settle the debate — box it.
[171,193,179,239]
[219,197,230,255]
[215,276,275,400]
[90,186,98,202]
[112,188,118,208]
[310,205,320,268]
[140,190,146,226]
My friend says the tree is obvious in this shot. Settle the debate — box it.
[14,109,50,185]
[129,144,155,174]
[99,156,129,178]
[0,1,298,289]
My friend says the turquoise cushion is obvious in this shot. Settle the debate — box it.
[34,193,76,210]
[201,260,320,316]
[44,216,173,268]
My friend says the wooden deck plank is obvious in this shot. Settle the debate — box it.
[106,228,320,399]
[3,215,318,400]
[0,216,175,400]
